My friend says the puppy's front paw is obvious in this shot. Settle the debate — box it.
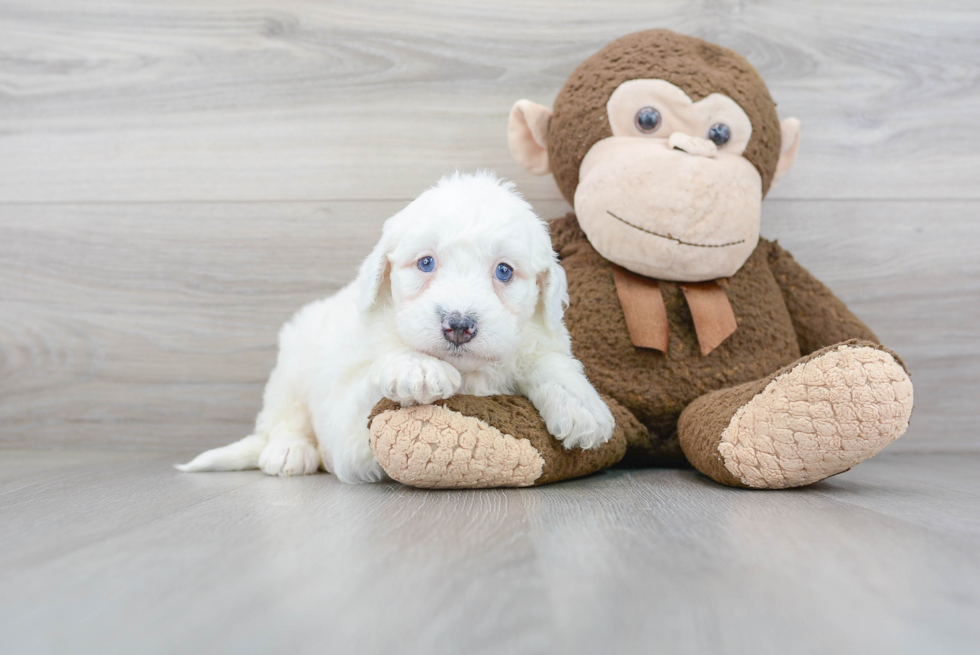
[258,438,321,477]
[536,383,616,451]
[378,353,461,406]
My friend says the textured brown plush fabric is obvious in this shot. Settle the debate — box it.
[677,380,765,488]
[369,395,628,485]
[367,213,894,489]
[363,30,911,490]
[766,242,880,355]
[548,29,782,204]
[678,340,911,488]
[552,214,804,455]
[676,344,842,487]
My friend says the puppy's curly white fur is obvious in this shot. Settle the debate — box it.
[177,172,615,483]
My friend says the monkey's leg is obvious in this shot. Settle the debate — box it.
[368,395,635,488]
[678,340,913,489]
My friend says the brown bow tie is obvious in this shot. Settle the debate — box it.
[611,264,738,356]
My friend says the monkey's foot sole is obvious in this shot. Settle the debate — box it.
[368,395,627,489]
[680,341,914,489]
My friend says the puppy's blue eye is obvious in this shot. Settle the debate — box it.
[417,256,435,273]
[495,263,513,282]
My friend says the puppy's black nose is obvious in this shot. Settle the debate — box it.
[442,312,478,345]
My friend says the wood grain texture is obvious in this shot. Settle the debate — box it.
[0,0,978,202]
[0,1,976,451]
[0,450,977,655]
[0,199,976,452]
[1,4,976,652]
[0,199,559,450]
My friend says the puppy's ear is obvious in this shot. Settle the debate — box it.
[356,233,393,313]
[538,257,569,333]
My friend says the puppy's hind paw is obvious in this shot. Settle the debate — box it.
[329,448,388,484]
[258,438,321,477]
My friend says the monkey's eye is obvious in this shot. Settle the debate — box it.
[707,123,731,146]
[417,256,436,273]
[495,263,514,282]
[634,107,662,134]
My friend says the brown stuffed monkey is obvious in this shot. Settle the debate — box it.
[368,29,913,489]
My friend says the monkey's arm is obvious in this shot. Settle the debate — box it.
[765,240,878,355]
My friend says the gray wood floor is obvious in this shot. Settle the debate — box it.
[1,451,978,655]
[2,2,979,653]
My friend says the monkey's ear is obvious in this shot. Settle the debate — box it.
[508,100,553,175]
[772,118,801,185]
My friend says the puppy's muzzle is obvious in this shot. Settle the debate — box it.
[441,312,478,345]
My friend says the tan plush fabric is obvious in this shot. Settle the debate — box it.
[678,281,738,355]
[719,344,913,488]
[676,379,766,488]
[668,132,719,157]
[678,341,913,489]
[360,30,911,491]
[574,135,763,281]
[606,80,754,156]
[369,395,628,488]
[773,118,801,184]
[365,213,910,489]
[549,214,912,475]
[371,404,545,488]
[610,265,669,351]
[508,100,552,175]
[369,213,908,490]
[549,29,782,204]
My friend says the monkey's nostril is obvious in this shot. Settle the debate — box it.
[442,312,478,345]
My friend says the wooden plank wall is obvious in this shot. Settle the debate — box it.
[1,0,978,452]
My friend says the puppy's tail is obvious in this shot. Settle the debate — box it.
[175,434,267,472]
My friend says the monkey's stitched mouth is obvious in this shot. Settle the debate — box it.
[606,210,745,249]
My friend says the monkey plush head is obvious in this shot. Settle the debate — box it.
[509,29,801,282]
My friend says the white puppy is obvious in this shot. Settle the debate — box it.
[178,172,615,483]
